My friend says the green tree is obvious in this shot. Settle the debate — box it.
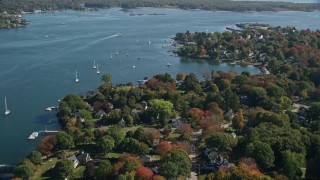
[55,131,75,150]
[101,73,112,83]
[246,141,275,170]
[14,159,36,180]
[307,102,320,122]
[27,151,42,165]
[306,156,320,180]
[95,160,113,180]
[148,99,174,126]
[282,151,304,179]
[248,87,267,107]
[60,94,87,112]
[97,135,115,153]
[79,109,92,120]
[108,126,125,146]
[159,149,191,179]
[83,161,95,179]
[54,159,74,180]
[205,132,237,152]
[118,138,149,155]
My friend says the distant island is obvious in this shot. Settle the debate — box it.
[0,12,28,28]
[12,24,320,179]
[1,0,320,28]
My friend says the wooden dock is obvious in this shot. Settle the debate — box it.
[27,130,59,140]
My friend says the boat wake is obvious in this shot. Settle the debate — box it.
[89,32,122,46]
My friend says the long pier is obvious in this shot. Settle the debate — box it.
[28,130,59,140]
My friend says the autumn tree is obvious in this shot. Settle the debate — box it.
[172,141,192,154]
[135,167,154,180]
[144,128,161,146]
[156,141,172,156]
[188,108,204,126]
[38,135,56,156]
[232,109,245,130]
[113,154,143,176]
[176,123,193,136]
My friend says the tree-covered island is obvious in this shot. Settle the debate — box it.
[12,24,320,179]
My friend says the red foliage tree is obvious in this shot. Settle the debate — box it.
[38,135,57,156]
[146,78,176,90]
[135,167,154,180]
[113,154,143,176]
[172,141,192,154]
[156,141,172,156]
[176,123,193,136]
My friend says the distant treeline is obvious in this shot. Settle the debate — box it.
[1,0,320,13]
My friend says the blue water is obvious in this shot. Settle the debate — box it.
[232,0,320,3]
[0,8,319,165]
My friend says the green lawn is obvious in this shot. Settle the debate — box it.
[71,166,85,179]
[30,158,58,180]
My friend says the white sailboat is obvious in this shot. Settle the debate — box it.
[148,37,151,44]
[115,49,119,56]
[75,70,79,82]
[110,52,113,59]
[4,97,10,116]
[96,64,100,74]
[93,60,96,69]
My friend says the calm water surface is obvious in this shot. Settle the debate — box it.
[0,8,320,164]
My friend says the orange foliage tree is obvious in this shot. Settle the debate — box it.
[188,108,204,125]
[156,141,172,156]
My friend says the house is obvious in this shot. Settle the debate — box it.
[118,118,126,126]
[132,109,142,114]
[168,119,183,128]
[76,151,92,166]
[95,110,105,119]
[67,155,79,168]
[141,101,148,110]
[140,155,153,163]
[224,109,235,120]
[231,132,237,139]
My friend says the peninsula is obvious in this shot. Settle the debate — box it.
[12,25,320,179]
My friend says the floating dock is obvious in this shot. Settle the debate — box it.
[28,132,39,140]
